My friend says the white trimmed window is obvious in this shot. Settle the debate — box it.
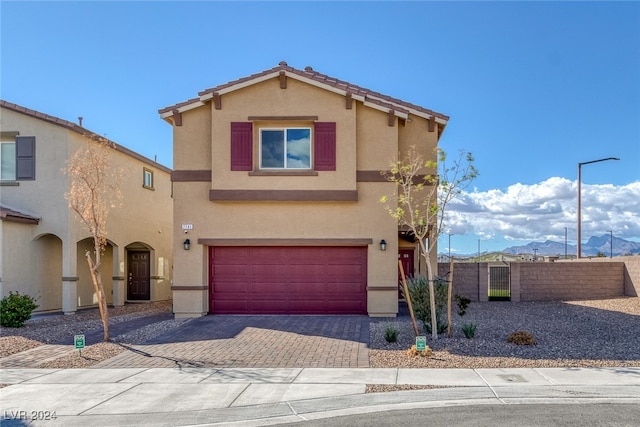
[259,128,311,170]
[143,167,154,190]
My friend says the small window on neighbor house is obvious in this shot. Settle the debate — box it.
[1,135,36,181]
[0,140,16,180]
[143,167,154,190]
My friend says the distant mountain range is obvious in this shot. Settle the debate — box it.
[442,235,640,259]
[501,235,640,257]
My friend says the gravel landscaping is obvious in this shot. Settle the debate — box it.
[1,297,638,371]
[0,301,194,367]
[369,297,640,369]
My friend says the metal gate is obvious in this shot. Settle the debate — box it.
[488,265,510,301]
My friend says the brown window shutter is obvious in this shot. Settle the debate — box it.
[16,136,36,180]
[314,122,336,171]
[230,122,253,171]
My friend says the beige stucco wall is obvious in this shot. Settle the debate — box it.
[1,109,72,237]
[173,105,211,171]
[356,105,397,171]
[170,76,443,317]
[210,79,357,191]
[0,224,63,312]
[0,106,173,313]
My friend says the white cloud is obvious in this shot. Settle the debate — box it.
[443,178,640,242]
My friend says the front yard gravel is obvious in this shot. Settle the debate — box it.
[1,297,638,372]
[0,301,194,367]
[369,297,640,369]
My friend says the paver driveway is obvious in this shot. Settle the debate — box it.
[96,315,370,368]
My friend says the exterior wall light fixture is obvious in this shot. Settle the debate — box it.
[380,239,387,251]
[183,239,191,250]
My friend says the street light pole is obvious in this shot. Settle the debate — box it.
[564,227,568,259]
[609,230,613,258]
[577,157,620,259]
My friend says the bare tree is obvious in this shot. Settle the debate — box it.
[63,135,122,341]
[381,146,477,339]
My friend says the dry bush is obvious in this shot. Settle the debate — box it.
[406,344,433,358]
[507,331,537,346]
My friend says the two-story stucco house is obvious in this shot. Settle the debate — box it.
[160,62,448,318]
[0,100,173,314]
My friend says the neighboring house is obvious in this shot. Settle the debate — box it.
[0,100,173,314]
[159,62,448,318]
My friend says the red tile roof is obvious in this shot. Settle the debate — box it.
[1,100,171,173]
[0,205,40,224]
[159,62,449,123]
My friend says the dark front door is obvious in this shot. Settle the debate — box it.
[127,251,150,300]
[398,249,414,298]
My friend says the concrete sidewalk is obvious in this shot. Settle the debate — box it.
[2,367,639,426]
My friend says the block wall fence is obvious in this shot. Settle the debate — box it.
[437,256,638,302]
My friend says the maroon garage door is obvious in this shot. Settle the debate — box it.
[209,246,367,314]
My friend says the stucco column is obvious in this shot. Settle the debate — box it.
[509,262,521,302]
[478,263,489,302]
[112,245,125,307]
[171,241,207,317]
[428,236,438,279]
[62,239,78,314]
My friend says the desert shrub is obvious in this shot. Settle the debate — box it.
[1,291,39,328]
[384,323,399,343]
[507,331,537,346]
[406,344,433,358]
[455,294,471,316]
[406,275,448,334]
[462,322,477,339]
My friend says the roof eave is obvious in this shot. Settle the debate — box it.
[159,63,449,124]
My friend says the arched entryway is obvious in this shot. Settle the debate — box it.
[76,238,114,307]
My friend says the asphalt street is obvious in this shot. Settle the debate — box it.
[295,403,640,427]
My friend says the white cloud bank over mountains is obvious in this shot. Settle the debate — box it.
[444,177,640,243]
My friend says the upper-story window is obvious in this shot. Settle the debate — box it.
[143,167,154,190]
[230,122,335,172]
[260,128,311,170]
[0,135,35,181]
[0,140,16,180]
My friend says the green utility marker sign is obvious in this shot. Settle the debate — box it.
[416,336,427,351]
[74,335,85,350]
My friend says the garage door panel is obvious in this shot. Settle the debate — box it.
[250,281,290,294]
[252,265,289,277]
[327,283,364,294]
[333,301,365,312]
[210,246,367,314]
[213,300,249,312]
[212,247,251,262]
[213,265,250,278]
[328,262,366,272]
[214,282,249,293]
[289,302,326,314]
[289,283,326,295]
[289,264,326,276]
[249,300,289,313]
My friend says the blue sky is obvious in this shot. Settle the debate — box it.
[2,1,639,254]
